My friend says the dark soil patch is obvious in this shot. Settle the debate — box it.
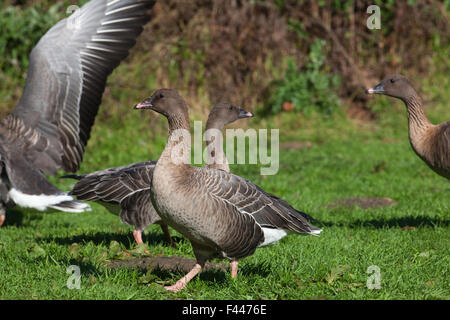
[109,256,228,273]
[322,197,398,210]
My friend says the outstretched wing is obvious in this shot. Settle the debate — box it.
[13,0,155,174]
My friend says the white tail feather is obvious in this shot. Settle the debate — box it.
[8,188,90,212]
[49,201,91,213]
[259,228,288,247]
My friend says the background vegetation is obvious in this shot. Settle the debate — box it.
[0,0,449,300]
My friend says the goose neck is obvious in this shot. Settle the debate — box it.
[404,94,433,152]
[205,120,229,171]
[404,94,431,135]
[158,113,191,167]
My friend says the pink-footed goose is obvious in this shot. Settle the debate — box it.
[64,102,254,248]
[134,89,322,293]
[0,0,155,227]
[366,74,449,179]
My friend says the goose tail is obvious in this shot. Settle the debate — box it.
[8,188,90,213]
[309,225,323,236]
[49,199,91,213]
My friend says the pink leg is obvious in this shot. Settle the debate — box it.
[133,229,143,245]
[230,260,238,278]
[0,214,5,227]
[165,263,202,293]
[133,229,150,254]
[161,224,176,248]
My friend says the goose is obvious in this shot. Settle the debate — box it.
[366,74,449,179]
[64,102,254,248]
[0,0,155,227]
[134,89,322,293]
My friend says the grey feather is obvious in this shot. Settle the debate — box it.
[0,0,155,214]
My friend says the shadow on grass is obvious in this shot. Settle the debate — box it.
[148,263,271,286]
[151,267,229,285]
[238,261,271,278]
[107,255,270,286]
[37,231,184,249]
[316,216,449,229]
[68,259,101,275]
[3,209,25,227]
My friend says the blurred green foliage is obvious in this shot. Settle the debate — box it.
[270,40,341,114]
[0,0,448,119]
[0,3,63,77]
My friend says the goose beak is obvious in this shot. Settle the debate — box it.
[134,97,153,110]
[365,82,384,94]
[238,108,254,119]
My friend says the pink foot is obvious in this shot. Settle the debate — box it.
[0,215,5,228]
[164,263,202,293]
[164,281,186,293]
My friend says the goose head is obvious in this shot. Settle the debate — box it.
[134,88,188,119]
[365,74,417,102]
[207,102,253,128]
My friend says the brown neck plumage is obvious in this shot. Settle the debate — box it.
[205,117,229,172]
[404,93,432,139]
[402,92,433,155]
[167,110,190,134]
[159,112,191,167]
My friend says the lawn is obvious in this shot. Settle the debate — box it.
[0,74,448,299]
[0,21,449,298]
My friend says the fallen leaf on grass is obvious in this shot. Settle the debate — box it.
[418,251,430,258]
[294,275,305,287]
[348,282,364,290]
[128,243,151,256]
[69,243,80,259]
[89,274,97,285]
[29,244,46,259]
[326,265,350,284]
[108,240,123,259]
[122,250,132,258]
[425,280,435,287]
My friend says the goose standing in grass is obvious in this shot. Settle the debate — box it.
[134,89,322,293]
[0,0,155,227]
[366,74,449,179]
[64,102,254,248]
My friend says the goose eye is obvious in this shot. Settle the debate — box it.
[229,106,233,110]
[390,79,395,83]
[159,93,164,99]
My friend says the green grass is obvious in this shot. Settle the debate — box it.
[0,94,449,299]
[0,27,449,299]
